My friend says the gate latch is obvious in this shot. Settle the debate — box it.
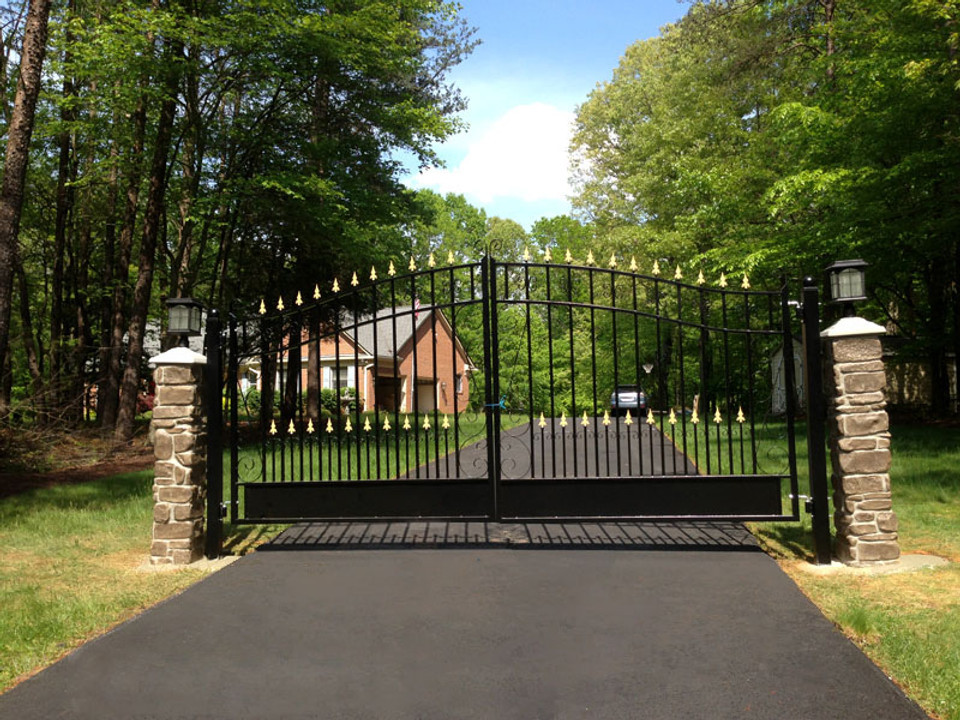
[790,493,815,515]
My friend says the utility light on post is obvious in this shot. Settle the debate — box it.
[166,297,203,346]
[825,259,868,316]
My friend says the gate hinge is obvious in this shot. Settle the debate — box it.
[790,493,815,515]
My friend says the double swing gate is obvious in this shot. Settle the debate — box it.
[205,251,822,544]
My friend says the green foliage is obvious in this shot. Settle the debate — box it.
[572,0,960,414]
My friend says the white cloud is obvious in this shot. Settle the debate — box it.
[410,103,575,204]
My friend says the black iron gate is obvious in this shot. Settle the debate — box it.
[206,251,825,547]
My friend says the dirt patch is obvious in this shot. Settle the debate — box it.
[0,446,154,500]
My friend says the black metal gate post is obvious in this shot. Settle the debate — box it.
[802,277,832,565]
[481,254,501,519]
[204,309,223,560]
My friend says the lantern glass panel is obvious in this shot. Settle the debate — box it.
[169,305,191,334]
[187,305,202,333]
[834,268,865,301]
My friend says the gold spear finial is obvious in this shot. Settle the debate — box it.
[522,246,532,262]
[581,410,590,427]
[259,299,267,315]
[447,250,455,265]
[383,416,391,431]
[737,406,746,423]
[603,410,611,426]
[423,415,431,430]
[428,252,436,268]
[409,256,417,272]
[442,414,450,430]
[585,250,595,266]
[313,284,321,300]
[697,269,706,286]
[269,419,277,435]
[624,410,633,425]
[714,406,723,424]
[332,278,340,293]
[565,248,574,264]
[363,417,372,432]
[307,418,315,434]
[295,291,303,306]
[675,265,683,280]
[344,418,353,433]
[668,408,677,425]
[288,420,296,435]
[370,266,378,282]
[741,273,751,290]
[403,415,411,431]
[351,271,359,287]
[277,296,284,311]
[652,260,661,276]
[629,256,638,272]
[326,418,334,433]
[559,411,568,427]
[609,253,618,269]
[544,247,553,262]
[539,412,547,429]
[647,408,656,425]
[719,273,728,288]
[388,261,396,277]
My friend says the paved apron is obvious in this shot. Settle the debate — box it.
[0,523,928,720]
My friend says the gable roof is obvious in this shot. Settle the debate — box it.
[341,306,474,370]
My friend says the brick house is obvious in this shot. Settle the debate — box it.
[245,306,475,415]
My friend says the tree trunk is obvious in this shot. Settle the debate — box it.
[49,3,77,415]
[14,250,42,402]
[99,93,147,429]
[115,39,182,442]
[0,0,52,419]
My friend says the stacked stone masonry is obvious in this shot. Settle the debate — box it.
[825,336,900,566]
[150,364,207,565]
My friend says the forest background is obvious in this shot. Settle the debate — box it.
[0,0,957,447]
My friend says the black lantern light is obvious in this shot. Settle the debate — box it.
[166,297,203,346]
[825,259,868,316]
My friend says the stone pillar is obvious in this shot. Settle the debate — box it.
[822,317,900,566]
[149,347,207,565]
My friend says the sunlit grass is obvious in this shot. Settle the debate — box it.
[751,421,960,720]
[0,472,208,693]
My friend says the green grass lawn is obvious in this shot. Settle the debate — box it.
[0,471,209,692]
[751,423,960,720]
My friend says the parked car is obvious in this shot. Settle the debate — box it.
[610,385,647,415]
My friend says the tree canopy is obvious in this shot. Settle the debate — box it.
[572,0,960,412]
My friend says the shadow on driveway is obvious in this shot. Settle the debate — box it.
[263,519,760,551]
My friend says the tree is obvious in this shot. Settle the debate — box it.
[0,0,52,418]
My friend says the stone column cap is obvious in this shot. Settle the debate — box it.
[821,316,887,339]
[149,346,207,366]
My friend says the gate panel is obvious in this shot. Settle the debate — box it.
[225,259,496,522]
[487,257,800,521]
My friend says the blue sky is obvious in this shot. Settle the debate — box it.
[404,1,689,229]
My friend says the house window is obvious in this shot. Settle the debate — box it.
[455,374,464,394]
[323,365,355,389]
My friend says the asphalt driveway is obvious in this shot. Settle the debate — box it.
[0,522,928,720]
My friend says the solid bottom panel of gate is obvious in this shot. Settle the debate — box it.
[239,474,790,523]
[497,474,788,522]
[241,479,492,522]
